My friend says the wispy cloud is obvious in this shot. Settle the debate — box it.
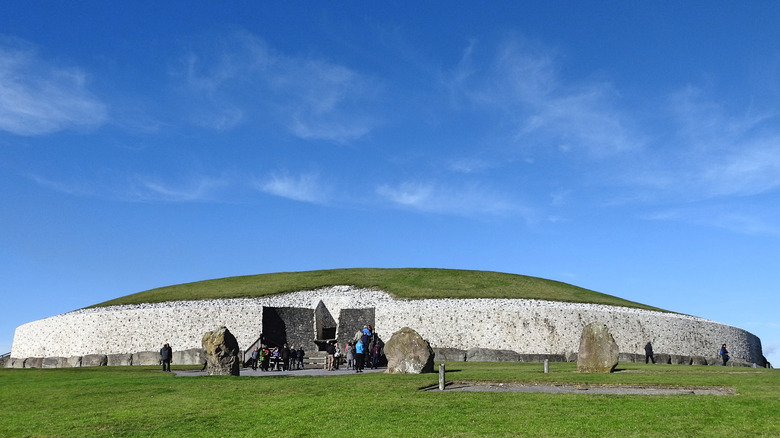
[376,180,532,219]
[177,31,380,142]
[645,203,780,236]
[255,172,330,204]
[0,37,107,136]
[662,87,780,199]
[127,175,229,202]
[25,174,95,197]
[446,37,640,157]
[26,172,229,203]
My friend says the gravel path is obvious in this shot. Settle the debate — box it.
[173,366,385,377]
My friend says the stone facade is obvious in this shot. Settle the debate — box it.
[8,286,766,368]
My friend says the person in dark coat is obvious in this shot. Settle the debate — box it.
[296,346,305,369]
[360,329,371,371]
[644,341,655,364]
[261,346,270,371]
[160,343,172,372]
[326,341,336,371]
[719,344,730,365]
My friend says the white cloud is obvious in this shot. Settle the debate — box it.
[629,87,780,203]
[128,175,228,202]
[256,172,330,204]
[26,172,229,203]
[447,157,491,174]
[645,204,780,236]
[447,37,640,157]
[0,38,107,136]
[25,174,94,197]
[376,180,531,219]
[178,31,379,142]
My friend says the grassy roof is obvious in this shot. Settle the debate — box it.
[90,268,668,312]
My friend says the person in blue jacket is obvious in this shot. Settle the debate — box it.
[354,339,365,373]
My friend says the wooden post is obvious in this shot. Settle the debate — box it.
[544,359,549,374]
[439,363,445,390]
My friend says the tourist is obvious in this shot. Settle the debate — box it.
[345,342,354,370]
[326,340,336,371]
[720,344,730,365]
[261,346,270,371]
[250,347,259,370]
[160,343,172,372]
[281,344,291,371]
[297,346,305,369]
[355,339,365,372]
[258,346,268,371]
[160,343,173,372]
[361,329,371,369]
[371,342,380,369]
[271,347,280,370]
[644,341,655,364]
[334,343,341,369]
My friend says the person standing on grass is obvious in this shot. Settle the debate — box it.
[160,343,172,372]
[720,344,730,365]
[644,341,655,364]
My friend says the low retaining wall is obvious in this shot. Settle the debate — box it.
[9,287,765,368]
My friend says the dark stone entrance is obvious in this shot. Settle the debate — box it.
[261,307,315,350]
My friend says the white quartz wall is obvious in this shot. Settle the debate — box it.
[375,298,762,361]
[11,287,762,363]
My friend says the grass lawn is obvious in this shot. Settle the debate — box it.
[91,268,667,312]
[0,362,776,437]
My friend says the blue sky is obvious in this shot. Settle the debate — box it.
[1,2,778,366]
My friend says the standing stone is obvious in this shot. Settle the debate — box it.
[202,326,240,376]
[384,327,435,374]
[577,322,619,373]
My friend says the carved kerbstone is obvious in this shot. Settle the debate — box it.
[577,322,619,373]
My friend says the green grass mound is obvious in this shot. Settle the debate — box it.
[92,268,666,312]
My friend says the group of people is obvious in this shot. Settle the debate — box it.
[345,325,381,373]
[248,344,304,372]
[160,323,384,373]
[323,325,382,372]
